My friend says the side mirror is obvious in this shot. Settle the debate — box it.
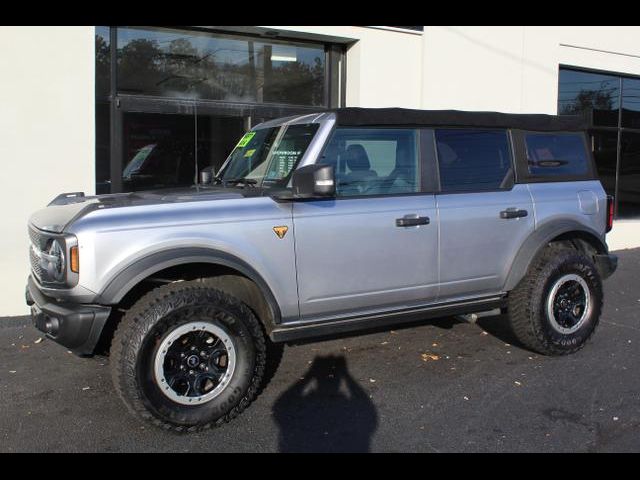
[292,164,335,199]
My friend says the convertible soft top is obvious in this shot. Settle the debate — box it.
[331,107,589,132]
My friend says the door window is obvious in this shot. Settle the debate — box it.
[320,128,420,196]
[435,129,513,192]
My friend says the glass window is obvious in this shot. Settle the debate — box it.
[525,133,590,176]
[558,69,620,127]
[116,27,326,106]
[95,26,110,98]
[622,77,640,129]
[591,129,618,199]
[320,128,420,197]
[435,129,512,192]
[95,103,111,194]
[121,112,197,191]
[618,132,640,218]
[219,124,319,188]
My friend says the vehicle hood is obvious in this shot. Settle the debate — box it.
[29,186,247,233]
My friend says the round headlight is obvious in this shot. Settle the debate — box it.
[44,239,66,282]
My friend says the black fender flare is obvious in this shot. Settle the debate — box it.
[96,247,282,329]
[503,220,607,291]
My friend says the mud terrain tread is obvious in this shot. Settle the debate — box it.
[507,245,603,356]
[110,280,267,433]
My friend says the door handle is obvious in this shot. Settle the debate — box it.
[500,208,528,219]
[396,216,430,227]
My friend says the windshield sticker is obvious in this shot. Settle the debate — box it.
[236,131,256,148]
[243,148,256,158]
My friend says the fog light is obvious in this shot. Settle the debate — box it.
[44,316,59,336]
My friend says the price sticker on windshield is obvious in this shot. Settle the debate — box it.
[236,131,256,148]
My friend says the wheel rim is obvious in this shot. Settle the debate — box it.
[154,321,236,405]
[546,274,591,335]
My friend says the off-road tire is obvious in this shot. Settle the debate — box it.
[110,280,269,432]
[507,246,603,356]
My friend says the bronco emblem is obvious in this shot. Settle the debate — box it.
[273,226,288,239]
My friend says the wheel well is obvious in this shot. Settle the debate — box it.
[94,263,275,355]
[544,230,609,279]
[548,230,606,257]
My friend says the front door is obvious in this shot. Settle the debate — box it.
[292,128,439,321]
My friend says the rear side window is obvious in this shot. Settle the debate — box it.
[525,133,590,176]
[435,129,513,192]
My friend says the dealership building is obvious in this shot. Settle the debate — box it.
[1,25,639,316]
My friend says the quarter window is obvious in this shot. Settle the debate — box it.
[435,129,512,192]
[525,133,590,176]
[320,128,420,197]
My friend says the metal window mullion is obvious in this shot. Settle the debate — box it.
[614,76,623,217]
[108,26,123,194]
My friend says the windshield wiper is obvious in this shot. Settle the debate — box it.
[223,177,258,188]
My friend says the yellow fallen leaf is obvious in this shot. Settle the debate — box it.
[421,353,440,361]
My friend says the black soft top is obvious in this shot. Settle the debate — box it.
[331,107,588,132]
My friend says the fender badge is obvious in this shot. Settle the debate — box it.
[273,226,289,239]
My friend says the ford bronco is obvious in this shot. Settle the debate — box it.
[25,108,618,431]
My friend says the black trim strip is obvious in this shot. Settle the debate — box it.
[270,296,505,343]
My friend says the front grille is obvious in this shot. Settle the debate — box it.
[29,225,48,251]
[28,225,50,282]
[29,245,44,281]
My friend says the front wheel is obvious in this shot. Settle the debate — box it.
[109,280,269,432]
[507,246,603,356]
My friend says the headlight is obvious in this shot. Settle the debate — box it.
[42,239,66,282]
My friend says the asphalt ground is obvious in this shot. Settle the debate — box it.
[1,248,639,452]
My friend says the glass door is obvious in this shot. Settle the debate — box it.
[112,97,247,193]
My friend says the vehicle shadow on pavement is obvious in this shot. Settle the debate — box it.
[272,355,378,452]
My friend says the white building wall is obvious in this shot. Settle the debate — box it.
[0,26,95,315]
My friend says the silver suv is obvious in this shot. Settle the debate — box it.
[25,108,618,431]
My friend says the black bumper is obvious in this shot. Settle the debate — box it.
[25,276,111,356]
[595,253,618,280]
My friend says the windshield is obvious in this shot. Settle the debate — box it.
[218,123,319,188]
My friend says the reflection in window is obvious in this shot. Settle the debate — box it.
[322,129,419,197]
[591,129,618,200]
[558,69,620,127]
[618,132,640,218]
[622,78,640,129]
[435,129,512,192]
[116,27,326,106]
[95,26,110,98]
[525,133,589,176]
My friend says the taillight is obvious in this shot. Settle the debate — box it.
[606,195,614,233]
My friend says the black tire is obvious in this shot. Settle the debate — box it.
[110,280,270,432]
[507,246,603,356]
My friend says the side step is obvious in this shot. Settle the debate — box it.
[270,296,506,343]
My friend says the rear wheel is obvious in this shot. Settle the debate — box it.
[507,246,603,355]
[110,280,271,432]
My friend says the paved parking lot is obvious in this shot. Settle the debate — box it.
[1,248,639,452]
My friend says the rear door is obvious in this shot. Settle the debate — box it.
[435,128,535,300]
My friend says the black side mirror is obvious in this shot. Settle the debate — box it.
[291,164,335,198]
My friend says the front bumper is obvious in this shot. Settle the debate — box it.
[595,253,618,280]
[25,276,111,356]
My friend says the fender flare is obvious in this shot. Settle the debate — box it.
[96,247,282,327]
[503,220,607,291]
